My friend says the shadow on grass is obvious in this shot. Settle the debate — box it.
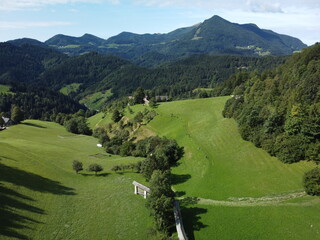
[22,122,47,129]
[0,184,45,239]
[0,163,76,239]
[175,191,186,197]
[0,163,75,195]
[170,173,191,185]
[180,205,208,240]
[80,173,110,177]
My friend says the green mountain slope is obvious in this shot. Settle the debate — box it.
[37,53,286,106]
[148,97,319,239]
[0,42,287,113]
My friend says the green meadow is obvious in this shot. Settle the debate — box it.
[0,84,11,94]
[80,90,113,110]
[0,120,155,240]
[59,83,82,95]
[145,97,320,239]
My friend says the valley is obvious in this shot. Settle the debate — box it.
[0,11,319,240]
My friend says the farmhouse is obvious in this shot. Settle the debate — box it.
[155,95,169,102]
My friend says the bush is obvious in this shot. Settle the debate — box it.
[304,167,320,196]
[111,109,123,123]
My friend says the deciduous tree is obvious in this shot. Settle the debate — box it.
[72,160,83,174]
[88,163,103,175]
[11,105,24,123]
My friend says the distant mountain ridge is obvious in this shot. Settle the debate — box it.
[8,15,306,66]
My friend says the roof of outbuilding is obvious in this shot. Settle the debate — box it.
[132,181,150,192]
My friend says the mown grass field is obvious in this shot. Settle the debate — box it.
[145,97,320,240]
[0,120,155,240]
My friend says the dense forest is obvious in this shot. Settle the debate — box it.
[37,53,287,103]
[0,85,85,120]
[0,43,65,83]
[223,43,320,165]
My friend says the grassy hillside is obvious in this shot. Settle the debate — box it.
[145,97,320,239]
[59,83,81,95]
[148,97,315,199]
[0,120,155,240]
[0,84,11,94]
[79,90,113,110]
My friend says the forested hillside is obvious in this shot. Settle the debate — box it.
[223,43,320,164]
[38,53,287,103]
[0,42,287,110]
[0,43,65,84]
[0,87,85,120]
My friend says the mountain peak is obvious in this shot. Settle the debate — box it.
[206,15,231,23]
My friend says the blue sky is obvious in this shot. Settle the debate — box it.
[0,0,319,45]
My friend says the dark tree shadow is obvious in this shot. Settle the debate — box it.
[170,173,191,185]
[0,184,44,239]
[22,122,47,129]
[180,205,208,240]
[80,173,110,177]
[0,163,75,195]
[0,163,76,238]
[175,191,186,197]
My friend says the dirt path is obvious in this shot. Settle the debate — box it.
[182,191,318,207]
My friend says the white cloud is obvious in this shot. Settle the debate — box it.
[134,0,320,12]
[246,1,283,13]
[0,0,119,11]
[0,21,74,29]
[69,8,79,12]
